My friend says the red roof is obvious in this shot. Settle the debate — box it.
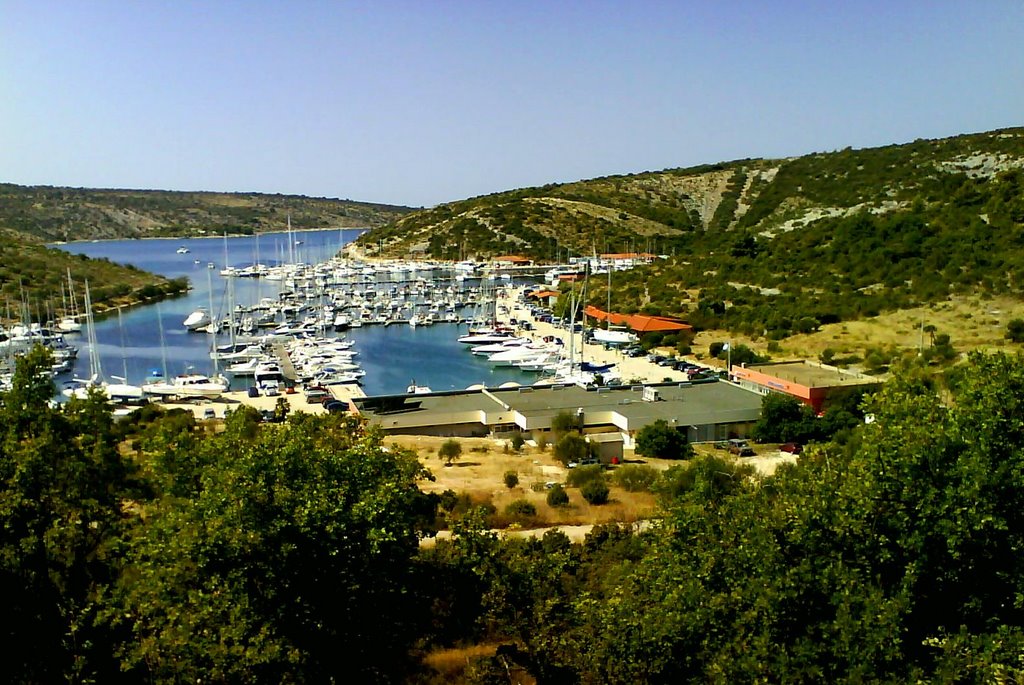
[493,255,532,263]
[528,289,560,298]
[583,305,691,333]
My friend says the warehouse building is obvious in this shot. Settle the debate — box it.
[351,379,764,447]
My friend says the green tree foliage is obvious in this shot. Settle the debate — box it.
[546,484,570,507]
[1007,318,1024,343]
[553,432,589,466]
[565,464,604,488]
[580,479,610,505]
[0,347,137,681]
[634,419,693,459]
[611,464,659,492]
[504,499,537,518]
[109,414,436,682]
[503,470,519,489]
[550,410,579,437]
[439,438,463,465]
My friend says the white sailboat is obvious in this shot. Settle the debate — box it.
[62,282,145,402]
[56,269,83,334]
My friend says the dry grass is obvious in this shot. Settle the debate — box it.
[418,643,537,685]
[687,293,1024,367]
[388,435,659,529]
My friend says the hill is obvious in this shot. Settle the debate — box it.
[358,127,1024,354]
[0,184,415,242]
[0,228,188,323]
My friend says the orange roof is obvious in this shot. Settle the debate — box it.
[528,289,560,298]
[599,252,659,260]
[583,305,691,333]
[493,255,531,263]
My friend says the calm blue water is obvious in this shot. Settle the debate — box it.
[53,229,537,395]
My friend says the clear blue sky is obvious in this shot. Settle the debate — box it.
[2,1,1022,207]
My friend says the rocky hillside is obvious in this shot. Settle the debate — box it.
[359,127,1024,262]
[0,185,414,242]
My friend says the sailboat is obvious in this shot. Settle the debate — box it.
[143,272,230,399]
[62,281,145,403]
[56,269,83,333]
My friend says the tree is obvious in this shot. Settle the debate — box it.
[109,415,437,682]
[634,419,693,459]
[0,346,137,681]
[439,438,463,466]
[1007,318,1024,343]
[551,410,579,438]
[546,484,570,507]
[503,471,519,489]
[553,433,589,466]
[581,479,610,505]
[752,392,816,443]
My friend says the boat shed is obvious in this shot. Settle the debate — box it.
[351,380,764,445]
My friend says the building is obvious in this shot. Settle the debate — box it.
[351,380,764,446]
[582,306,692,335]
[731,361,882,413]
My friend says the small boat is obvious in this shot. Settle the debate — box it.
[182,308,211,331]
[176,246,190,254]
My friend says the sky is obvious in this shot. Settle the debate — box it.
[2,1,1023,208]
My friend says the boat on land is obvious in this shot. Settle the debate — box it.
[141,371,230,398]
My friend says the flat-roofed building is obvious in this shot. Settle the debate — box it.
[351,380,764,445]
[731,360,882,413]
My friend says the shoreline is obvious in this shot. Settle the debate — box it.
[49,225,373,246]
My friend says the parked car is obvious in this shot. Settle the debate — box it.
[202,407,216,420]
[780,442,803,455]
[728,438,756,456]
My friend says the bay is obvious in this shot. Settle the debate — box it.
[53,229,539,396]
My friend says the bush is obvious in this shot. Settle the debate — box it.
[551,410,579,437]
[504,499,537,517]
[611,465,659,492]
[439,439,462,465]
[566,464,604,488]
[635,420,693,460]
[503,471,519,489]
[546,484,570,507]
[581,479,610,505]
[1007,319,1024,343]
[509,433,525,451]
[553,432,590,466]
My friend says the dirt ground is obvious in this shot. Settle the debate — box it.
[388,435,799,536]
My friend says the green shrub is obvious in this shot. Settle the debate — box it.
[553,432,590,466]
[566,464,604,488]
[612,465,659,492]
[581,479,610,505]
[546,484,570,507]
[635,420,693,460]
[510,433,525,451]
[505,499,537,517]
[438,439,462,465]
[503,471,519,489]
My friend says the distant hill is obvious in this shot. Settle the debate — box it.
[358,127,1024,345]
[0,185,415,242]
[0,228,188,324]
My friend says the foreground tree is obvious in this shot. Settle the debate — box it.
[0,347,136,681]
[110,412,438,682]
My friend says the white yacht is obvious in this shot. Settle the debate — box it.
[142,371,230,398]
[183,308,211,331]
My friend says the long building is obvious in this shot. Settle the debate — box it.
[351,379,764,447]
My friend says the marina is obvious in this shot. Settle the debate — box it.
[1,228,689,411]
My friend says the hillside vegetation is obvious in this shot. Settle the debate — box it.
[0,184,414,242]
[0,184,413,320]
[0,228,187,323]
[360,127,1024,349]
